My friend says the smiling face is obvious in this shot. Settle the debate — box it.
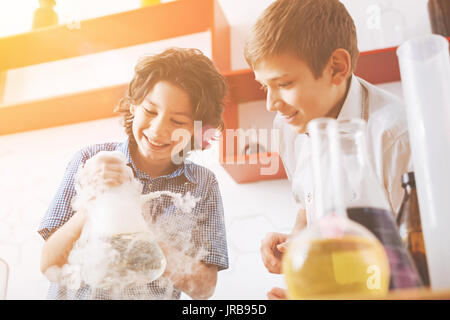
[254,52,344,134]
[130,81,194,169]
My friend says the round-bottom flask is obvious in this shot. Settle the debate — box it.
[107,232,166,285]
[77,231,167,291]
[283,214,390,299]
[97,232,167,289]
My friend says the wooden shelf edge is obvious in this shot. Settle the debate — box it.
[0,68,244,136]
[356,36,450,84]
[0,84,127,135]
[0,0,217,71]
[224,69,265,104]
[212,0,231,73]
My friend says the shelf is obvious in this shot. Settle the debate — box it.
[225,69,266,104]
[218,69,287,183]
[0,0,230,72]
[356,46,402,84]
[0,69,258,136]
[0,84,127,134]
[356,36,450,84]
[0,0,229,135]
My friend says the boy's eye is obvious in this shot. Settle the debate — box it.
[278,81,293,88]
[172,119,187,126]
[143,108,157,116]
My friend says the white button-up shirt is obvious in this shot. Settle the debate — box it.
[274,75,412,222]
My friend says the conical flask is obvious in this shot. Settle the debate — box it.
[282,118,390,299]
[337,119,423,290]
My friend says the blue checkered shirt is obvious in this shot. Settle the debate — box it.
[38,139,228,300]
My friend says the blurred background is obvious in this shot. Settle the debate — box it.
[0,0,433,299]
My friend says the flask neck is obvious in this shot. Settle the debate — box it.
[308,118,392,221]
[338,119,391,211]
[308,118,346,220]
[39,0,56,8]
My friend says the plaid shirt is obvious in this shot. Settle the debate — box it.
[38,139,228,300]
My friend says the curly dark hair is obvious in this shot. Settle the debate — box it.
[115,47,228,147]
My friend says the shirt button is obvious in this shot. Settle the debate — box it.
[306,192,313,203]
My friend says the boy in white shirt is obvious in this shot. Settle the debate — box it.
[244,0,412,299]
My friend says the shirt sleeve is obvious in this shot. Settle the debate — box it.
[382,131,413,215]
[193,174,229,271]
[37,149,89,241]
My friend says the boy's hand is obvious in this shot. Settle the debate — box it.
[76,151,134,191]
[260,232,289,274]
[267,287,288,300]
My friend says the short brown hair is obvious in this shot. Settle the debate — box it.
[115,47,227,143]
[244,0,359,78]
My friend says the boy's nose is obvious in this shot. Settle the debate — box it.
[266,91,283,112]
[148,116,170,140]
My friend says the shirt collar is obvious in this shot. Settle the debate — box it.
[117,137,198,184]
[337,74,364,120]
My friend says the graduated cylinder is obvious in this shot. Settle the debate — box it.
[397,34,450,290]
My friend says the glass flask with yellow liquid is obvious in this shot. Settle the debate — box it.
[282,118,390,299]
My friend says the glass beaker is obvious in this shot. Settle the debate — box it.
[282,118,390,299]
[0,258,8,300]
[364,0,406,50]
[337,119,423,290]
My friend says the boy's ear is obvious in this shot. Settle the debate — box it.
[328,49,352,86]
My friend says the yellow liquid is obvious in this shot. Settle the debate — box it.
[282,236,390,299]
[141,0,161,6]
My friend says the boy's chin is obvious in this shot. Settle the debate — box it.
[288,122,307,134]
[140,146,172,162]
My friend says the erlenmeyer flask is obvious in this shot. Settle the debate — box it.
[0,258,8,300]
[282,118,390,299]
[337,119,423,290]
